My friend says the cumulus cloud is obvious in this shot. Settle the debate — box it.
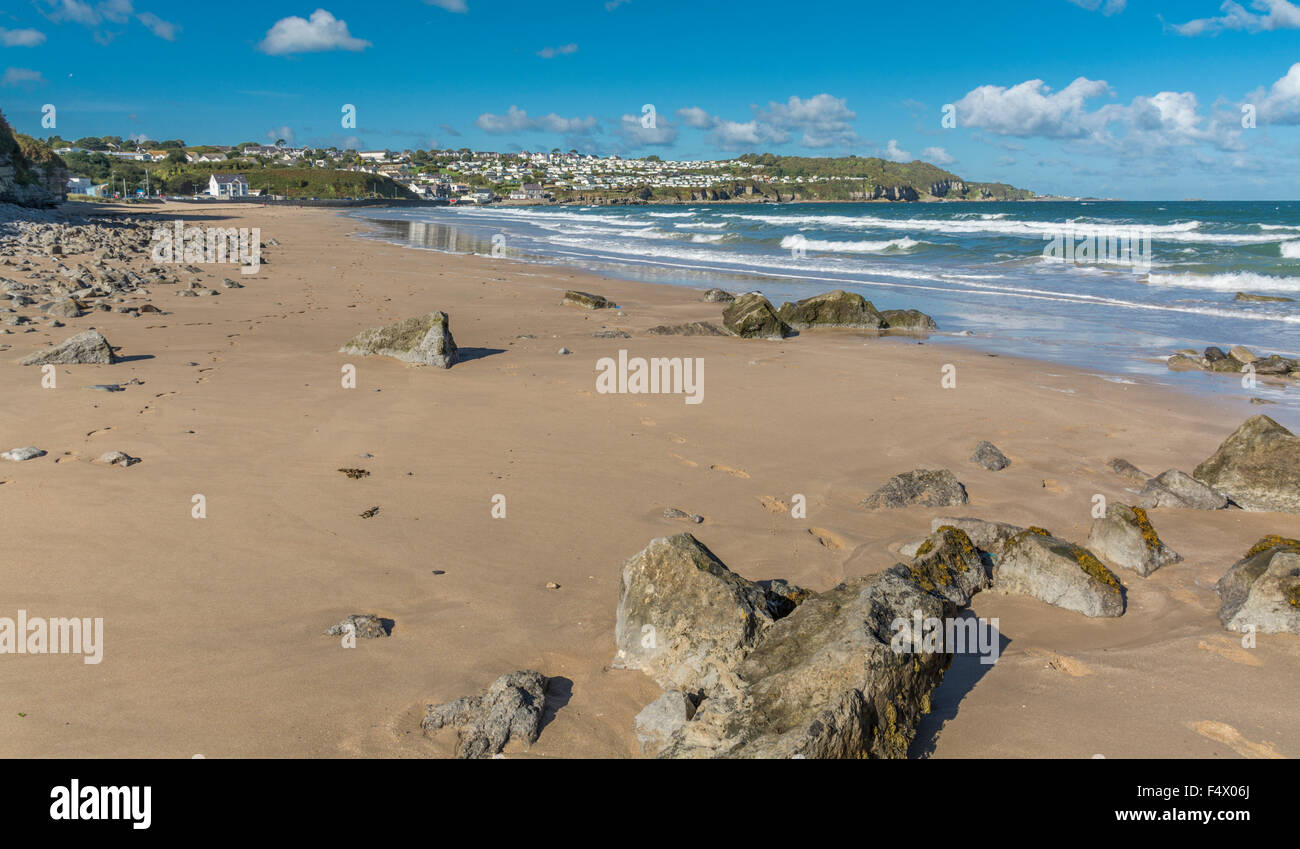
[258,9,371,55]
[617,114,678,147]
[674,93,859,151]
[266,126,295,144]
[1067,0,1126,14]
[953,75,1244,158]
[425,0,468,11]
[2,67,45,87]
[954,76,1112,139]
[882,139,913,162]
[1249,61,1300,123]
[922,146,955,165]
[0,28,47,47]
[1171,0,1300,36]
[476,105,597,136]
[537,43,577,58]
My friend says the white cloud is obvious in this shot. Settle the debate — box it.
[537,43,577,58]
[266,126,295,144]
[922,146,955,165]
[2,67,45,87]
[606,0,631,9]
[675,106,714,128]
[1172,0,1300,36]
[883,139,913,162]
[258,9,371,55]
[1250,61,1300,123]
[757,93,858,147]
[0,28,47,47]
[476,105,596,136]
[136,12,177,40]
[42,0,102,26]
[617,114,678,147]
[1068,0,1126,14]
[425,0,467,11]
[954,76,1112,139]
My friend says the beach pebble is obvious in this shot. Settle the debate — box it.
[546,581,561,590]
[323,613,390,638]
[558,347,571,355]
[97,451,140,467]
[87,384,124,392]
[1,446,45,461]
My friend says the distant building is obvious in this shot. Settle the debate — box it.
[207,173,249,197]
[66,177,93,195]
[358,150,388,162]
[189,151,227,163]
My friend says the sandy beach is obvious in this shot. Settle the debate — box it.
[1,200,1296,759]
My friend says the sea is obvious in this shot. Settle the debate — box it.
[350,200,1300,425]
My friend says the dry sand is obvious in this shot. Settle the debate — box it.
[1,200,1296,758]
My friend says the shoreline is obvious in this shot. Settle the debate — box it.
[1,201,1296,758]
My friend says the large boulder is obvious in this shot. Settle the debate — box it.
[721,292,792,340]
[775,290,885,330]
[1192,416,1300,513]
[1137,469,1230,510]
[339,311,458,368]
[899,525,992,606]
[633,690,696,754]
[421,670,549,759]
[19,329,115,365]
[612,534,800,696]
[993,528,1125,617]
[1087,503,1182,577]
[660,554,980,759]
[928,516,1024,563]
[862,469,968,509]
[1216,536,1300,634]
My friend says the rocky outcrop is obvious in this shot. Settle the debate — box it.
[993,528,1125,617]
[928,516,1024,563]
[1087,503,1182,577]
[0,113,67,208]
[339,311,458,368]
[562,290,614,310]
[970,441,1010,471]
[880,309,938,331]
[1216,536,1300,634]
[868,184,920,202]
[862,469,968,509]
[633,690,696,754]
[1137,469,1230,510]
[646,321,726,336]
[19,329,115,365]
[702,288,734,303]
[928,180,968,198]
[322,613,390,639]
[422,670,550,759]
[720,292,792,339]
[612,534,805,696]
[1192,416,1300,513]
[641,526,988,758]
[1167,346,1299,379]
[775,290,886,329]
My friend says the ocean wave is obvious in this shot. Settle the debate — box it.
[1281,240,1300,258]
[647,211,695,218]
[779,235,925,253]
[1146,271,1300,293]
[675,221,725,229]
[689,233,727,243]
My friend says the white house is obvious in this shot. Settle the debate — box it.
[207,173,249,197]
[66,177,93,195]
[358,150,389,162]
[188,151,227,163]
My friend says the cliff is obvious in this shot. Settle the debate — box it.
[0,112,67,208]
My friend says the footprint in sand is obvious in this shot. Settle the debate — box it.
[640,418,656,427]
[807,527,846,550]
[759,495,788,513]
[85,427,113,439]
[667,434,687,445]
[1025,648,1094,677]
[709,464,750,479]
[1188,720,1283,759]
[1197,638,1263,667]
[671,453,698,468]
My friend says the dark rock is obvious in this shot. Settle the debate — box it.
[646,321,726,336]
[562,290,614,310]
[862,469,968,509]
[775,290,886,330]
[880,309,938,331]
[323,613,390,638]
[721,292,792,340]
[970,440,1010,471]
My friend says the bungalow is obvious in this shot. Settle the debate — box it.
[207,173,250,197]
[66,177,93,195]
[188,151,227,163]
[358,150,389,162]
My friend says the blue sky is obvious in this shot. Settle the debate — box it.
[5,0,1300,198]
